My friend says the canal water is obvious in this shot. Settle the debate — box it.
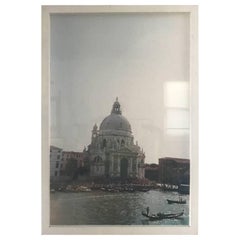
[50,190,189,225]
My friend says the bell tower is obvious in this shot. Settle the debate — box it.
[91,123,98,142]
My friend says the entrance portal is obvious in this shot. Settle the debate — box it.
[120,158,128,179]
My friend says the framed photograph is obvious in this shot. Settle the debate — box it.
[42,5,198,234]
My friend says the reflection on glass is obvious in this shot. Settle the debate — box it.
[164,81,189,108]
[164,81,189,136]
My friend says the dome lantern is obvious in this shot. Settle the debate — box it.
[111,97,122,115]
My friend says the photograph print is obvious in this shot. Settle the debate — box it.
[43,5,198,234]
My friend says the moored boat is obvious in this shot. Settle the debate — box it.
[167,198,186,204]
[78,186,91,192]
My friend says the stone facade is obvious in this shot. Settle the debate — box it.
[86,98,145,179]
[62,151,85,169]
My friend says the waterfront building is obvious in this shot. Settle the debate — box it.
[61,151,85,176]
[144,163,159,181]
[50,145,63,180]
[158,157,190,185]
[86,98,145,179]
[62,151,85,168]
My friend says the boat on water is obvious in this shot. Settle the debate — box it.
[138,188,149,192]
[167,198,186,204]
[78,186,91,192]
[142,209,184,221]
[64,185,92,192]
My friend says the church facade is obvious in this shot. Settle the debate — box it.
[86,98,145,179]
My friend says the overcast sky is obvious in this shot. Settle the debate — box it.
[50,13,190,163]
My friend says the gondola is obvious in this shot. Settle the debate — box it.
[142,210,184,221]
[167,199,186,204]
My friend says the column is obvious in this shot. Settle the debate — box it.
[117,155,120,177]
[109,155,114,176]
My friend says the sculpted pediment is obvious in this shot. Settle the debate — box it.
[118,146,136,154]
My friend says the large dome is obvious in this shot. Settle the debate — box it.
[100,114,131,132]
[99,98,132,134]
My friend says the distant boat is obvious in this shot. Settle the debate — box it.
[78,186,91,192]
[138,188,149,192]
[142,210,184,221]
[167,198,186,204]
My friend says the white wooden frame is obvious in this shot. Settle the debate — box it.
[42,5,198,235]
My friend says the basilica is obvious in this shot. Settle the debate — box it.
[86,98,145,179]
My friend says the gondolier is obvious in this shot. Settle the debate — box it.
[146,207,150,216]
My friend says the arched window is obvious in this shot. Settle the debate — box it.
[103,139,107,148]
[94,156,102,163]
[121,139,125,146]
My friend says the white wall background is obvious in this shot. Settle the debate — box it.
[1,0,240,239]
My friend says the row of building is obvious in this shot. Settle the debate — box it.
[50,146,85,180]
[50,99,189,184]
[50,145,189,185]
